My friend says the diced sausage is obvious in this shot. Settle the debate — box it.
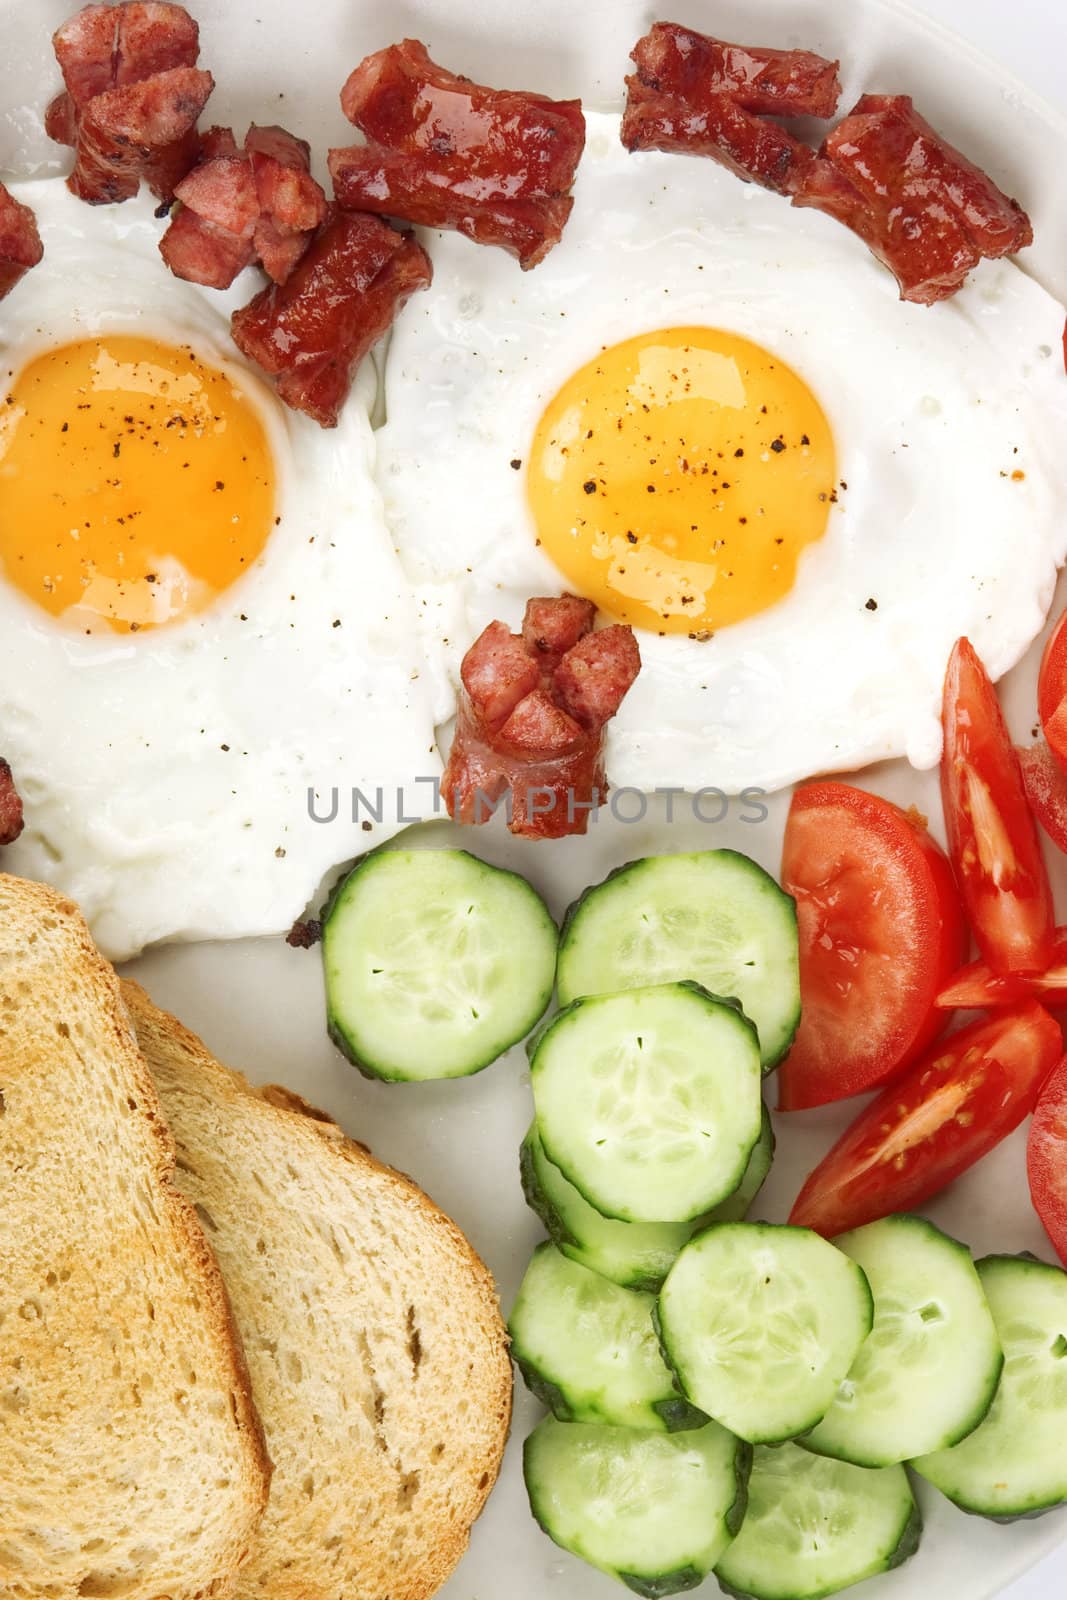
[0,759,24,846]
[0,187,44,299]
[794,95,1033,303]
[331,38,584,267]
[622,23,840,194]
[231,211,432,427]
[443,600,640,839]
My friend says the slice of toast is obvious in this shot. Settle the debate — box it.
[122,979,513,1600]
[0,875,270,1600]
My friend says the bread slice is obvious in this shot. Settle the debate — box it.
[122,979,513,1600]
[0,875,270,1600]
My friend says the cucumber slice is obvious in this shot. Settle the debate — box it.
[530,983,763,1224]
[523,1415,750,1597]
[558,851,799,1070]
[322,848,557,1081]
[913,1253,1067,1519]
[804,1215,1003,1467]
[658,1223,873,1443]
[520,1109,775,1293]
[715,1442,921,1600]
[702,1104,775,1225]
[508,1243,708,1431]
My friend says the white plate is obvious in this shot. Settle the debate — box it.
[1,0,1066,1596]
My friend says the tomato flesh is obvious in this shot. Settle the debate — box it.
[936,926,1067,1009]
[789,1001,1063,1237]
[1028,1052,1067,1269]
[779,781,965,1110]
[1037,605,1067,769]
[1018,739,1067,856]
[940,637,1054,975]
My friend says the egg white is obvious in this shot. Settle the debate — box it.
[0,178,440,960]
[378,110,1067,796]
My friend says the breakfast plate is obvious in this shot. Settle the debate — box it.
[1,0,1066,1597]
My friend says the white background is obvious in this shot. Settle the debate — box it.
[919,7,1066,1594]
[921,0,1065,110]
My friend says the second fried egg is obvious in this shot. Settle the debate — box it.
[378,111,1067,794]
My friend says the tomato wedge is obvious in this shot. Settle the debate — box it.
[941,637,1054,975]
[1017,739,1067,856]
[935,928,1067,1009]
[778,782,965,1111]
[1028,1052,1067,1269]
[789,1001,1063,1237]
[1040,606,1067,774]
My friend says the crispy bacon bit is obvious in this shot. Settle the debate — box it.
[555,627,645,731]
[329,149,575,271]
[0,187,43,299]
[199,123,238,161]
[160,204,254,288]
[522,594,596,668]
[286,917,322,949]
[53,0,200,100]
[461,620,541,727]
[621,22,840,194]
[443,597,641,840]
[251,217,312,287]
[793,95,1034,304]
[230,209,432,427]
[160,123,328,290]
[175,148,259,233]
[44,92,79,148]
[0,759,24,846]
[329,38,585,268]
[68,66,212,205]
[48,3,212,204]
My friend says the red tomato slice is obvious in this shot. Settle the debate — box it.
[789,1001,1063,1237]
[779,781,965,1111]
[1018,740,1067,856]
[1038,608,1067,774]
[941,637,1054,975]
[935,928,1067,1009]
[1028,1052,1067,1269]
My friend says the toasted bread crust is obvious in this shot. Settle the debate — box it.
[0,875,270,1600]
[122,978,513,1600]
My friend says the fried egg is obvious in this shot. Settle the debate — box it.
[378,111,1067,795]
[0,178,439,960]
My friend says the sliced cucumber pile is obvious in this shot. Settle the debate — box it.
[716,1442,921,1600]
[513,811,1067,1591]
[913,1253,1067,1518]
[804,1215,1003,1467]
[557,850,800,1070]
[524,1415,750,1598]
[657,1223,873,1443]
[530,982,763,1223]
[520,1109,774,1293]
[322,848,557,1081]
[506,842,1066,1593]
[509,1243,708,1431]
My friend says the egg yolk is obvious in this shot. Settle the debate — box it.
[527,327,837,635]
[0,335,276,634]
